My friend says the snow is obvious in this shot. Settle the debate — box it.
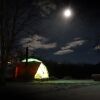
[0,80,100,100]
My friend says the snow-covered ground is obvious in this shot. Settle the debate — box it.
[0,80,100,100]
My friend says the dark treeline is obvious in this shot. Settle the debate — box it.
[44,61,100,79]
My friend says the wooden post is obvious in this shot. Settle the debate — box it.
[26,47,28,65]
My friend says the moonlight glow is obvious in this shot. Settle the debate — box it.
[63,9,72,18]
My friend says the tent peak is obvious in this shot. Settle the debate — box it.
[22,58,42,63]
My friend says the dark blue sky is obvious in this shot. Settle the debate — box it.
[12,0,100,64]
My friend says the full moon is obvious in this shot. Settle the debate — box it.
[63,9,72,18]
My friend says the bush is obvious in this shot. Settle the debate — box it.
[91,74,100,81]
[49,76,58,80]
[62,76,73,80]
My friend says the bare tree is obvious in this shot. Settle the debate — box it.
[0,0,57,83]
[0,0,19,83]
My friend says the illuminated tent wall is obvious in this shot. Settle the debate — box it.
[15,58,49,80]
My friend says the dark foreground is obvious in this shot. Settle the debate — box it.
[0,80,100,100]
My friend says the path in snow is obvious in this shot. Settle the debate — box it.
[0,80,100,100]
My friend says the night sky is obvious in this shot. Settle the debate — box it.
[10,0,100,64]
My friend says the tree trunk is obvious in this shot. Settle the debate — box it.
[0,0,6,85]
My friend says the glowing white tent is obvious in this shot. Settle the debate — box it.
[15,58,49,80]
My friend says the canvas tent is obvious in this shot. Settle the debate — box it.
[15,58,49,80]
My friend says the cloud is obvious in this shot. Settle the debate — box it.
[20,34,57,50]
[73,37,81,41]
[94,45,100,50]
[33,0,56,17]
[62,40,85,50]
[54,49,74,55]
[54,39,86,55]
[20,38,32,44]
